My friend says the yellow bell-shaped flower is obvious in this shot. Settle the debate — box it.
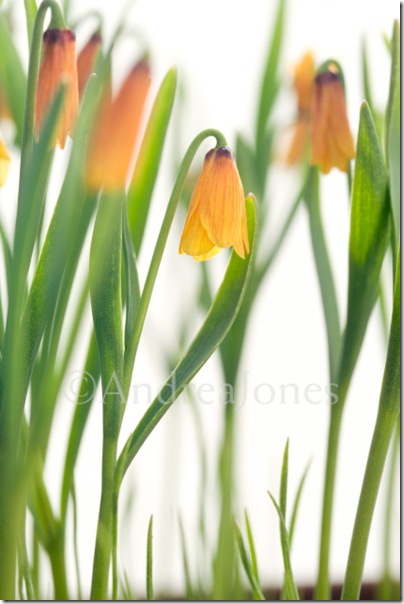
[179,147,250,261]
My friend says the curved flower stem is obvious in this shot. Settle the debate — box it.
[304,167,341,381]
[111,129,227,596]
[122,128,227,397]
[304,167,344,600]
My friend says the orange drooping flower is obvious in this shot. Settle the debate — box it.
[35,28,79,148]
[179,147,250,261]
[0,133,10,186]
[86,60,151,191]
[286,52,315,165]
[77,32,102,99]
[310,65,355,173]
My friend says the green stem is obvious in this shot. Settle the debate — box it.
[90,193,124,599]
[304,167,341,382]
[342,254,400,600]
[122,129,227,397]
[112,496,119,600]
[378,416,400,598]
[315,397,345,600]
[91,439,119,599]
[110,130,228,599]
[341,407,398,600]
[48,531,69,600]
[213,401,238,599]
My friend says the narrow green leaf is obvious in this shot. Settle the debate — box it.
[341,252,400,600]
[244,510,259,583]
[279,439,289,520]
[123,204,141,352]
[385,21,400,250]
[255,0,286,152]
[0,14,26,146]
[12,84,65,304]
[128,68,177,255]
[178,515,196,600]
[60,333,100,520]
[339,101,389,391]
[289,461,310,547]
[11,76,100,423]
[235,134,260,199]
[360,38,384,141]
[90,191,124,438]
[71,481,83,600]
[268,493,300,601]
[116,196,257,485]
[146,515,154,600]
[234,522,265,600]
[24,0,38,46]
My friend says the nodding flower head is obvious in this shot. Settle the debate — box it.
[77,32,102,100]
[35,28,79,149]
[86,60,151,192]
[179,146,250,261]
[310,64,355,174]
[285,51,315,165]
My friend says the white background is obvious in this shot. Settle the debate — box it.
[2,0,400,597]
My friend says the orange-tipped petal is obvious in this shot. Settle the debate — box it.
[35,28,79,149]
[86,60,151,191]
[77,32,102,99]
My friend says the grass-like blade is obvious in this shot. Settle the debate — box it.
[268,493,299,601]
[123,203,141,352]
[244,510,260,585]
[339,101,389,392]
[255,0,286,162]
[178,514,196,600]
[146,515,154,600]
[116,195,257,485]
[128,68,177,255]
[341,251,400,600]
[0,14,26,145]
[234,521,265,600]
[24,0,37,46]
[279,439,289,520]
[385,21,400,251]
[60,333,100,520]
[289,460,311,547]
